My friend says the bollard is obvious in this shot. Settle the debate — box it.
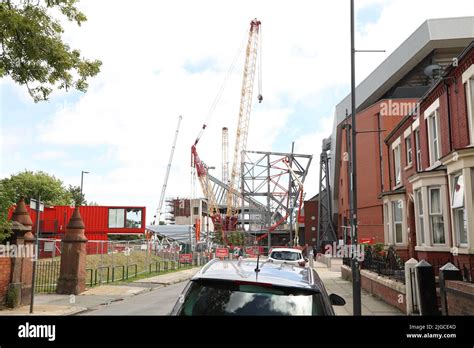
[404,258,419,315]
[415,260,440,315]
[439,263,463,316]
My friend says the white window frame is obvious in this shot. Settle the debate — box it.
[410,172,451,251]
[392,200,404,244]
[428,186,445,245]
[383,203,389,243]
[451,172,468,247]
[428,110,440,165]
[415,189,425,246]
[405,136,413,167]
[424,99,441,168]
[393,144,401,187]
[108,208,125,228]
[415,130,422,172]
[462,64,474,145]
[382,194,407,247]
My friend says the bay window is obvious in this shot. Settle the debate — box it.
[429,187,445,244]
[392,200,403,244]
[383,203,389,241]
[452,173,468,246]
[382,194,407,247]
[415,189,425,245]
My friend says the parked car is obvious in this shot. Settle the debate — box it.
[267,247,307,266]
[170,258,345,316]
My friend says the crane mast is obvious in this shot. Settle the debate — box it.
[226,18,262,227]
[222,127,229,183]
[153,115,182,225]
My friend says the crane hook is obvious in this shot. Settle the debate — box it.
[258,94,263,103]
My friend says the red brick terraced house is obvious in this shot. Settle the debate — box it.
[331,18,474,256]
[384,42,474,274]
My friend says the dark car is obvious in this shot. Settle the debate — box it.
[170,258,345,316]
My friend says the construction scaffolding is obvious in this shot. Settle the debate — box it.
[240,150,312,248]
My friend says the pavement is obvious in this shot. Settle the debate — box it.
[312,259,403,315]
[133,267,200,285]
[0,267,201,316]
[0,261,403,316]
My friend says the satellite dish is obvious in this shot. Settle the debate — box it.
[424,64,442,78]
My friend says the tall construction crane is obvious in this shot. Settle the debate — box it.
[153,115,182,225]
[222,127,229,184]
[225,18,262,231]
[191,18,262,244]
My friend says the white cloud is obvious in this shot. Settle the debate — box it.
[33,150,68,160]
[2,0,473,223]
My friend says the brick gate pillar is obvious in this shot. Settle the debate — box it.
[8,198,35,307]
[56,207,88,295]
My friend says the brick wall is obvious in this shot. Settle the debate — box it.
[342,265,406,313]
[0,258,12,304]
[336,99,417,245]
[445,280,474,315]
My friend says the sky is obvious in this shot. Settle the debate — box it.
[1,0,473,224]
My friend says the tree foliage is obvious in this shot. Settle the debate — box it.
[1,170,73,206]
[67,184,84,206]
[0,181,15,242]
[0,0,102,102]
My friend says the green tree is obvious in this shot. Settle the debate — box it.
[0,0,102,102]
[1,170,73,206]
[0,181,15,242]
[67,184,85,206]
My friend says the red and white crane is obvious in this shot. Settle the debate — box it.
[225,18,262,231]
[191,18,262,244]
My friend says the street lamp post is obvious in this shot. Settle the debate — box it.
[30,197,44,314]
[80,171,89,205]
[349,0,385,316]
[350,0,362,316]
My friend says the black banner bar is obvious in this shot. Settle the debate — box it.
[0,316,473,346]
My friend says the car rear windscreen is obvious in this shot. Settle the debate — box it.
[179,280,326,316]
[270,251,301,261]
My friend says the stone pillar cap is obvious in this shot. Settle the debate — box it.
[415,259,432,267]
[11,198,33,228]
[439,262,459,271]
[67,207,85,229]
[63,206,87,243]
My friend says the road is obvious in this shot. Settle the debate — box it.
[81,281,188,315]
